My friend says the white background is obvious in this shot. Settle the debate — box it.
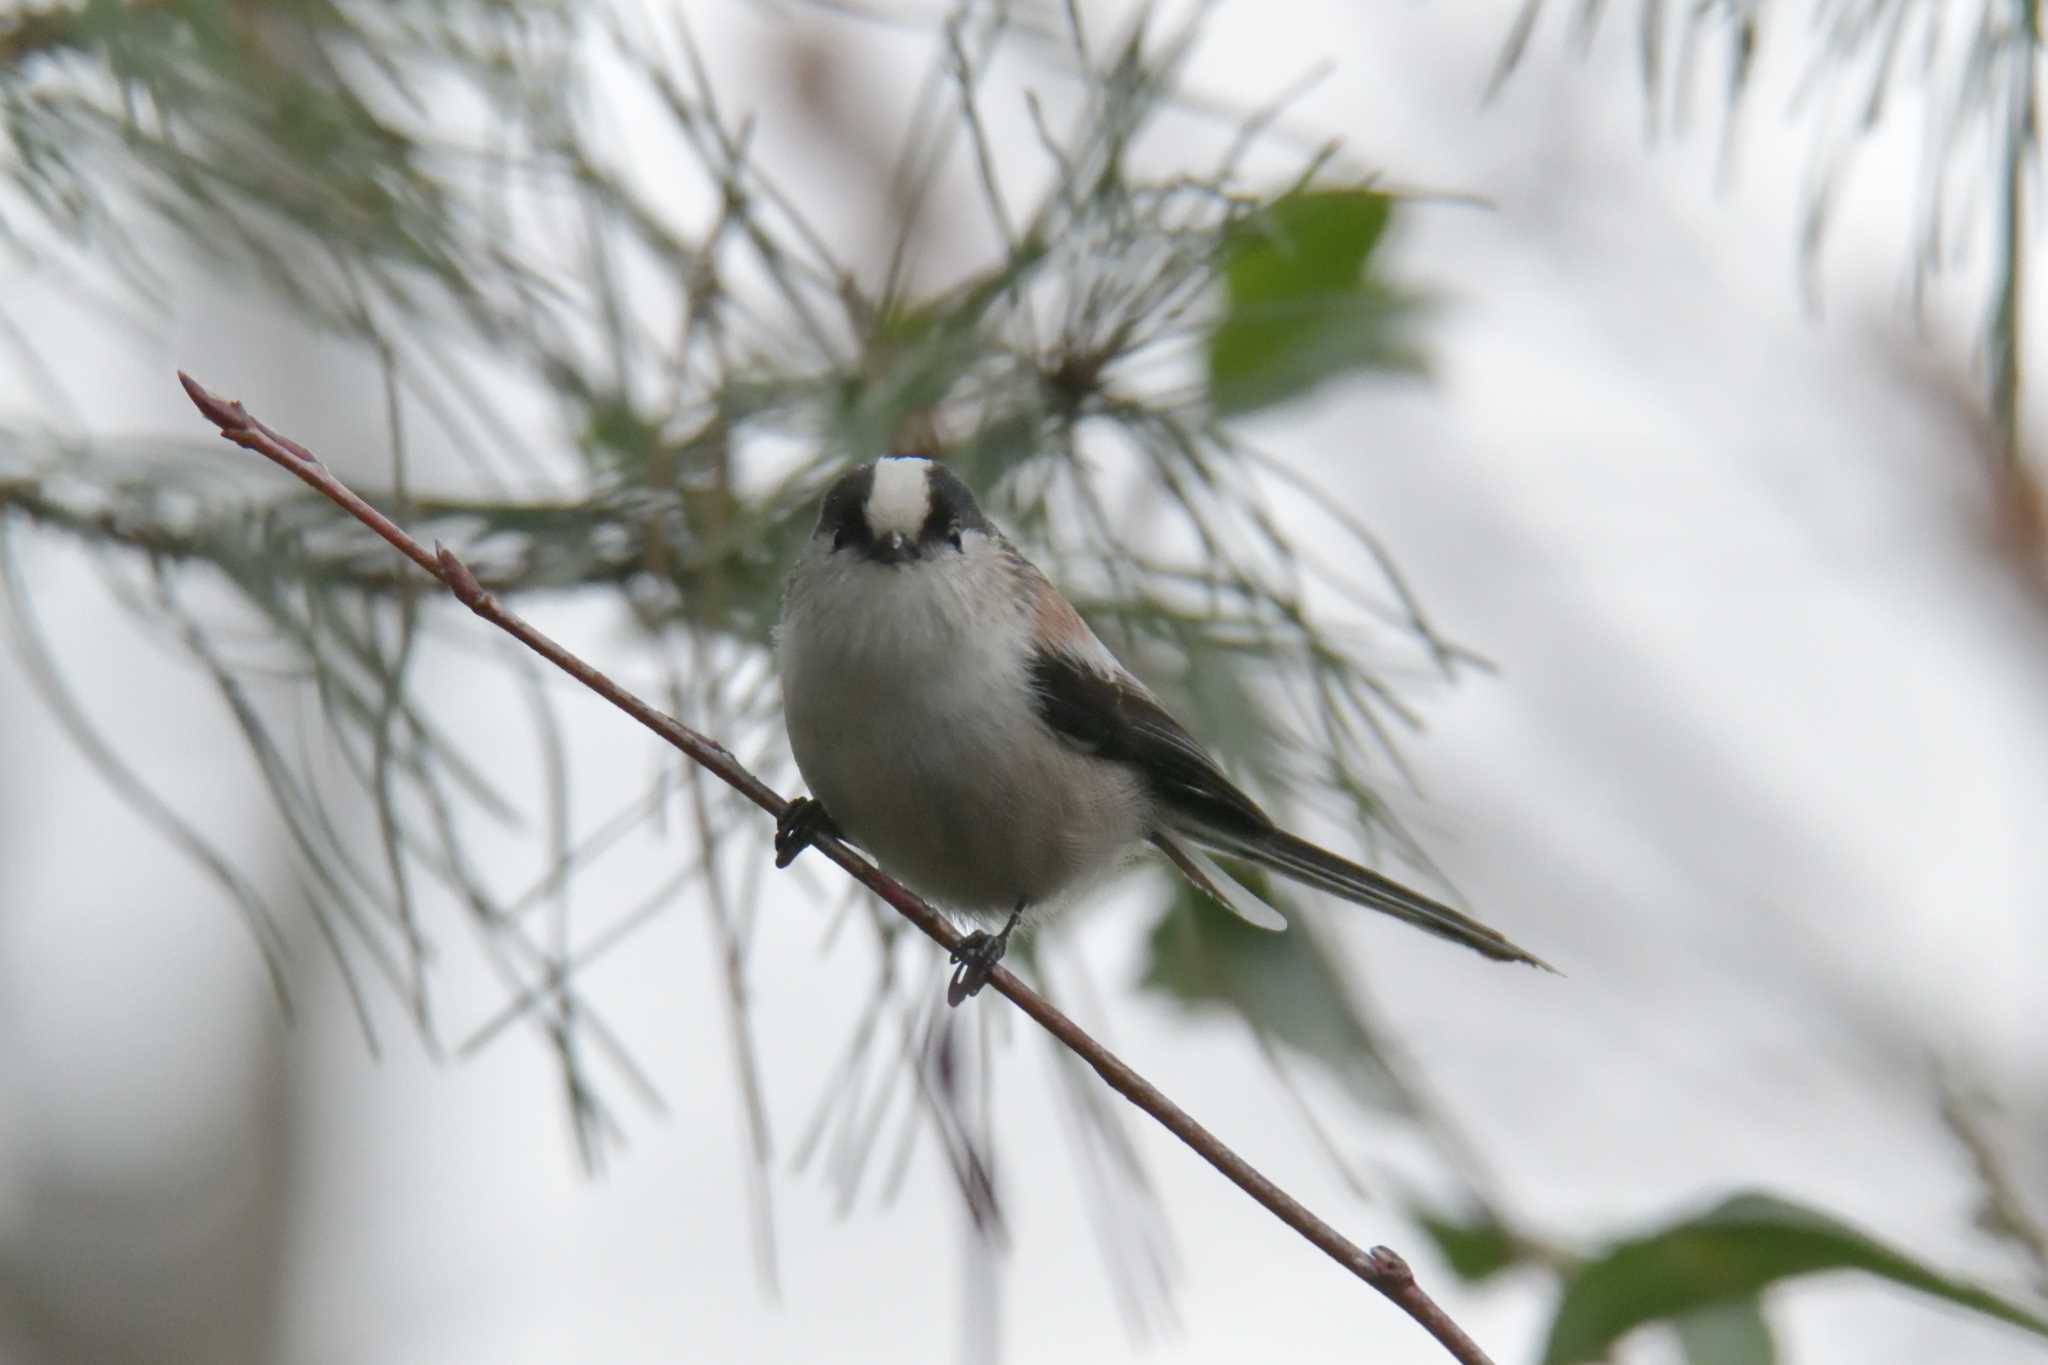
[1,4,2042,1362]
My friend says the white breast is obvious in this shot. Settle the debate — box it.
[776,545,1149,921]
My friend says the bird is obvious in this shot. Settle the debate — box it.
[773,455,1548,1004]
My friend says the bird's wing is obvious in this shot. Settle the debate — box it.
[1024,644,1276,843]
[1026,643,1553,971]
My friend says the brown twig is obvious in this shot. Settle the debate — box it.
[176,369,1498,1365]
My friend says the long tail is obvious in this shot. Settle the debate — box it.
[1186,824,1555,971]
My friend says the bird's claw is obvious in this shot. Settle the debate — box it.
[947,929,1009,1007]
[774,796,839,869]
[947,903,1025,1007]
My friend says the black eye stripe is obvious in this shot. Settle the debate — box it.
[918,464,991,545]
[817,463,877,550]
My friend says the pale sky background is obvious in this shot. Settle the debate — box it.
[1,3,2044,1364]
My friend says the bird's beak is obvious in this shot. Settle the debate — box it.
[872,530,916,565]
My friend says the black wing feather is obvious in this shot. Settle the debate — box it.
[1028,646,1553,970]
[1026,648,1274,840]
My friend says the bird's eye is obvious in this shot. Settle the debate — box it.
[946,525,965,550]
[832,528,850,551]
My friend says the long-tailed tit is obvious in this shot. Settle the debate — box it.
[775,456,1548,1004]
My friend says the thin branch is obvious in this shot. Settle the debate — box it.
[1991,0,2037,467]
[177,370,1497,1365]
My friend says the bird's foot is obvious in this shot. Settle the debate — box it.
[774,796,840,869]
[946,904,1024,1007]
[946,932,1006,1006]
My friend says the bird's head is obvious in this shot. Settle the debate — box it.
[814,455,992,566]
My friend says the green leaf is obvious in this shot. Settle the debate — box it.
[1542,1192,2048,1365]
[1674,1297,1776,1365]
[1414,1209,1526,1284]
[1206,188,1422,417]
[1138,865,1410,1113]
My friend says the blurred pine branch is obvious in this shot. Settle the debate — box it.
[1494,0,2043,472]
[4,4,2045,1356]
[0,0,1461,1317]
